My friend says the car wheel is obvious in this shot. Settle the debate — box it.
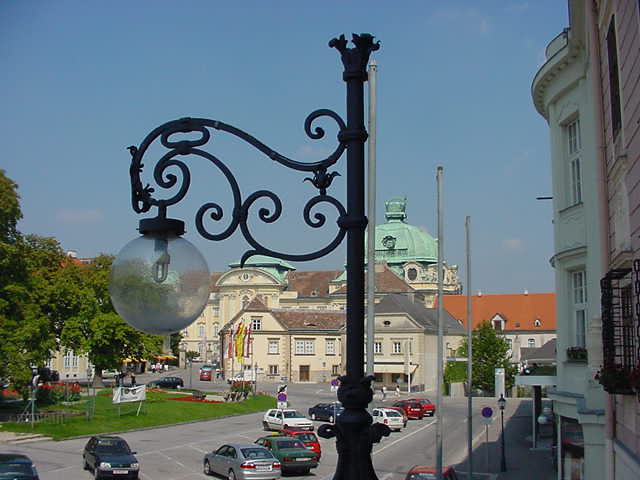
[263,421,270,431]
[311,413,316,420]
[82,456,88,470]
[301,467,311,475]
[228,469,237,480]
[204,460,212,475]
[284,424,289,430]
[329,415,334,423]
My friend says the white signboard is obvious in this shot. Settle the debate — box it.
[113,385,146,404]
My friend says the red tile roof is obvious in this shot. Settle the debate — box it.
[441,293,556,331]
[286,270,343,297]
[332,265,414,294]
[271,309,345,330]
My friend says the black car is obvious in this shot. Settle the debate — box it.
[308,402,344,422]
[0,454,39,480]
[82,435,140,479]
[148,376,184,389]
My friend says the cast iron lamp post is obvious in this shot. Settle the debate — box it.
[498,393,507,472]
[109,33,390,480]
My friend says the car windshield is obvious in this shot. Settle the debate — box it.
[0,463,33,475]
[295,433,317,442]
[277,440,305,449]
[283,411,304,418]
[386,410,402,417]
[241,448,272,459]
[95,439,130,454]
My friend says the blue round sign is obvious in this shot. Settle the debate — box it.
[277,393,287,402]
[481,407,493,418]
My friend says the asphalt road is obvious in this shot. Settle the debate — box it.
[4,369,508,480]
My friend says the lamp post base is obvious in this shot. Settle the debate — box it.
[318,375,390,480]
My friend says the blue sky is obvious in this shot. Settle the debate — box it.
[1,1,567,294]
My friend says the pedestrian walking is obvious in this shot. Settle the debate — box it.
[163,363,169,372]
[382,385,387,400]
[395,384,400,396]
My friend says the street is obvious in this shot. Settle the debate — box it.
[2,371,516,480]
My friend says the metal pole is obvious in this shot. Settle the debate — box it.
[500,406,507,472]
[365,59,377,377]
[465,216,473,478]
[435,166,444,480]
[327,33,383,480]
[485,424,490,474]
[189,360,192,389]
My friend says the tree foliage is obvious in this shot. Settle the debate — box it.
[0,171,162,391]
[457,321,517,395]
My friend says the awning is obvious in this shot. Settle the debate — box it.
[151,354,177,360]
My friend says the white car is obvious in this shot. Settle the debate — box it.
[372,407,404,432]
[262,409,313,431]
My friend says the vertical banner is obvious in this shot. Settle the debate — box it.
[235,323,245,359]
[244,324,252,358]
[227,329,233,359]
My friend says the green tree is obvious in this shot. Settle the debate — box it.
[60,255,163,384]
[0,171,68,394]
[457,321,517,395]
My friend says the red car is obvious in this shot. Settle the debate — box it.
[279,428,322,461]
[199,370,212,381]
[405,465,459,480]
[392,400,424,419]
[407,398,436,417]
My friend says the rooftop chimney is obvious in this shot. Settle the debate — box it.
[524,289,529,296]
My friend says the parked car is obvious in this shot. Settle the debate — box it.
[0,454,39,480]
[387,406,408,428]
[254,435,318,475]
[407,398,436,416]
[203,443,281,480]
[308,402,344,423]
[279,428,321,461]
[371,407,404,432]
[148,376,184,389]
[82,435,140,479]
[262,409,313,431]
[392,400,424,420]
[405,465,459,480]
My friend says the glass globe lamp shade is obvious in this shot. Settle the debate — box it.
[110,233,210,334]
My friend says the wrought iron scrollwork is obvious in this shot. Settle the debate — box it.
[128,110,347,265]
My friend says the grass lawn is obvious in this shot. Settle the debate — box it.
[1,389,274,440]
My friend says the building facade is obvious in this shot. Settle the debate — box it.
[533,2,607,478]
[534,1,640,478]
[443,292,557,366]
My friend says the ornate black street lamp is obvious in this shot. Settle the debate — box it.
[498,393,507,472]
[109,33,390,480]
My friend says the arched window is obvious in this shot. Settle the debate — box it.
[528,338,535,348]
[407,268,418,281]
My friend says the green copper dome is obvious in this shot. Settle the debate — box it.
[367,197,437,272]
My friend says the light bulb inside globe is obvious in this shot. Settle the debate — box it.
[109,232,210,335]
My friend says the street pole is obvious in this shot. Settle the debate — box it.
[435,166,444,480]
[189,360,193,389]
[365,59,377,378]
[500,397,507,472]
[465,216,473,478]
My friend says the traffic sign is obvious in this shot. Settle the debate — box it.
[481,406,493,418]
[481,416,495,425]
[277,393,287,402]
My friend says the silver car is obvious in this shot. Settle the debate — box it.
[204,443,281,480]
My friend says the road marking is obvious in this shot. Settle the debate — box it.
[43,465,74,473]
[373,419,437,455]
[188,444,206,453]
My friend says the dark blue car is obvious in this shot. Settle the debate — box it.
[308,402,344,422]
[0,454,39,480]
[83,435,140,479]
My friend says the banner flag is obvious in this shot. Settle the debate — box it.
[235,323,245,359]
[244,324,252,358]
[113,385,146,404]
[227,329,233,359]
